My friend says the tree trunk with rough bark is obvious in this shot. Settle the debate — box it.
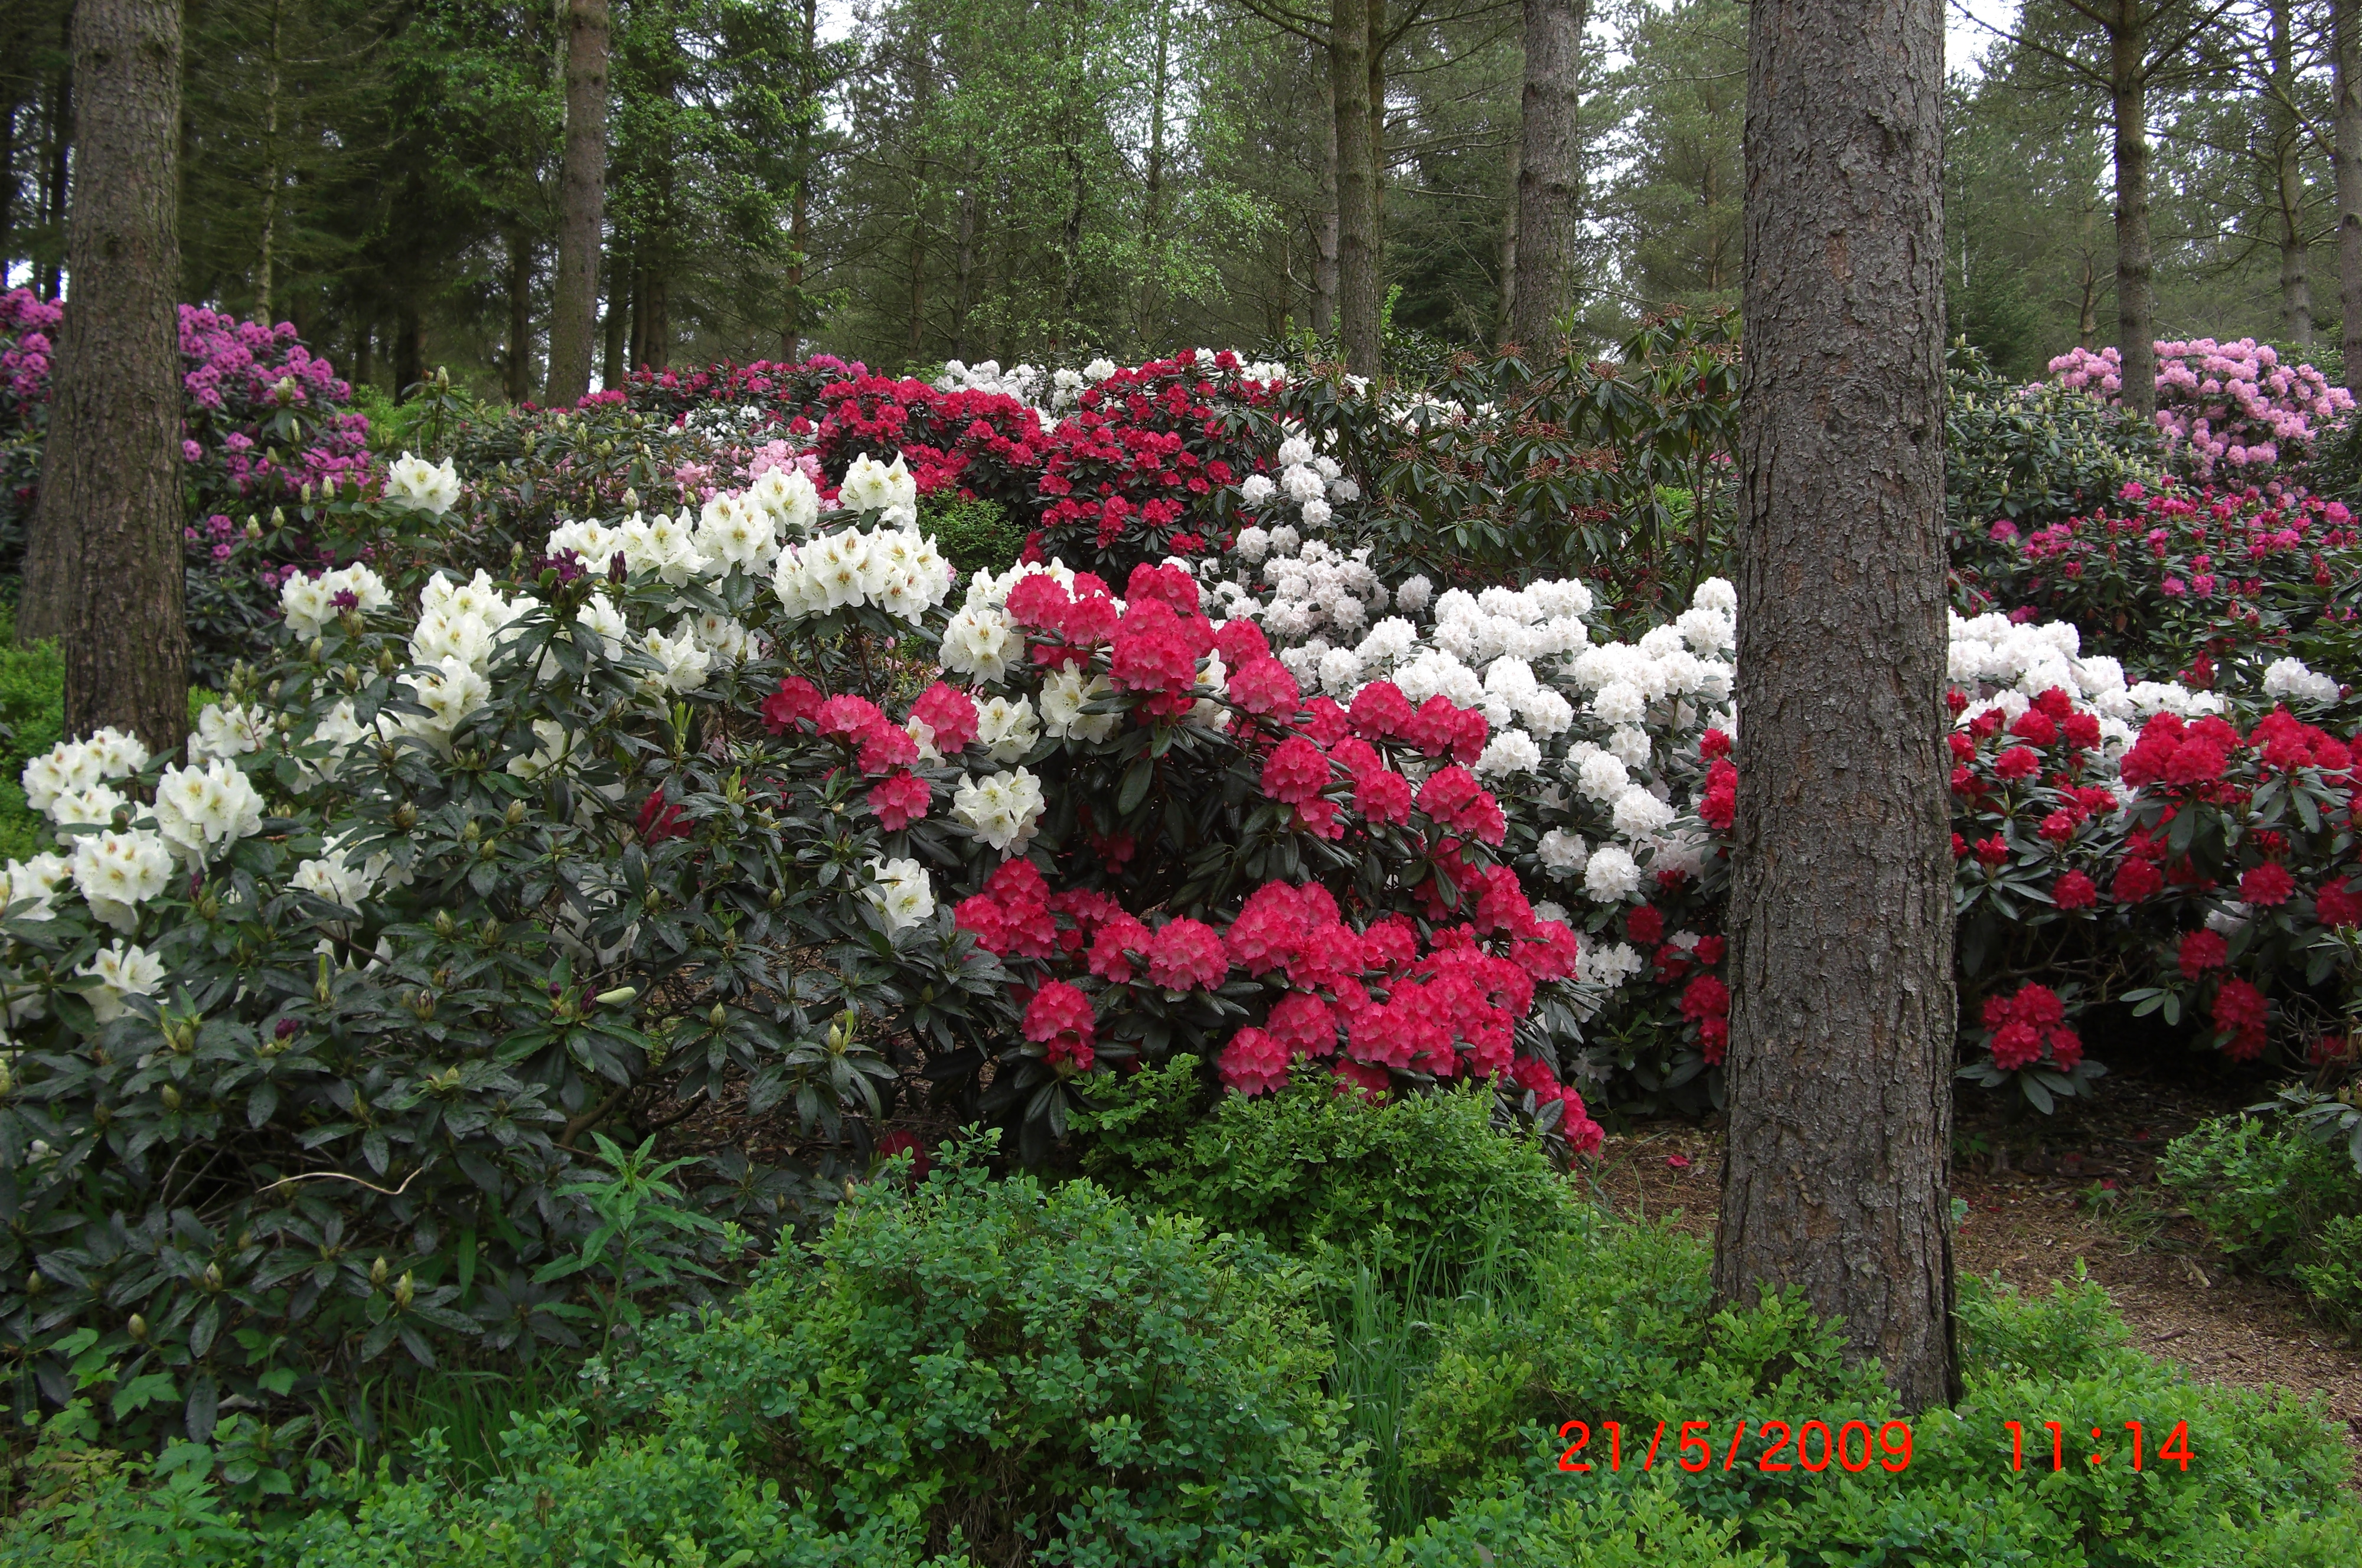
[546,0,609,406]
[2109,1,2156,416]
[1718,0,1957,1413]
[1331,0,1379,373]
[2337,0,2362,394]
[1508,0,1583,350]
[18,0,188,763]
[2268,0,2311,347]
[1314,58,1339,335]
[504,230,533,403]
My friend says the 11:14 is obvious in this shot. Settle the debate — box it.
[2005,1419,2192,1472]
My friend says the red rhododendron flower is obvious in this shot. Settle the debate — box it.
[1299,697,1351,747]
[1973,836,2008,867]
[816,694,888,739]
[1699,729,1731,760]
[636,789,691,842]
[1994,746,2041,781]
[1213,618,1270,667]
[1228,656,1301,717]
[1261,736,1332,805]
[1699,759,1737,831]
[1265,992,1339,1056]
[2316,877,2362,927]
[1023,981,1096,1070]
[1004,571,1072,631]
[1679,974,1729,1023]
[1332,1058,1390,1102]
[909,681,980,752]
[2178,928,2229,979]
[1146,917,1229,991]
[760,676,823,734]
[1218,1027,1291,1095]
[2113,858,2164,901]
[1089,912,1153,982]
[2063,713,2102,750]
[2212,977,2269,1059]
[1349,680,1415,741]
[1990,1020,2043,1070]
[2239,862,2295,906]
[867,769,931,831]
[2053,870,2099,909]
[2009,709,2058,747]
[1626,904,1664,945]
[2038,810,2080,843]
[856,720,919,775]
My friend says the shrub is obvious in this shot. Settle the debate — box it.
[1945,342,2166,538]
[1395,1231,2362,1567]
[925,495,1027,578]
[1071,1055,1579,1273]
[2164,1110,2362,1285]
[2051,339,2356,481]
[598,1144,1383,1567]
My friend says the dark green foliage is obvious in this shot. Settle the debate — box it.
[0,613,62,864]
[1071,1055,1576,1275]
[1944,341,2165,537]
[2159,1115,2362,1327]
[922,495,1026,578]
[600,1144,1382,1566]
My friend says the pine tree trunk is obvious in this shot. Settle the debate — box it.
[2268,0,2311,347]
[1313,60,1339,336]
[1508,0,1583,351]
[546,0,609,406]
[1497,128,1519,341]
[40,22,70,301]
[783,0,814,362]
[504,230,533,403]
[2336,0,2362,396]
[1331,0,1380,373]
[1718,0,1956,1413]
[2109,4,2156,417]
[17,0,188,764]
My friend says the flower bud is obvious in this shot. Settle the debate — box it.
[25,1270,44,1296]
[370,1256,389,1289]
[709,1003,728,1028]
[159,1083,182,1112]
[0,1059,11,1096]
[203,1263,224,1293]
[506,799,527,827]
[394,1271,416,1310]
[595,987,637,1007]
[128,1313,149,1341]
[392,802,417,829]
[462,820,481,844]
[434,910,457,939]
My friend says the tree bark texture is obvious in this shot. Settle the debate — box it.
[546,0,609,405]
[1330,0,1381,373]
[2337,0,2362,395]
[1508,0,1584,351]
[1719,0,1956,1412]
[19,0,188,763]
[2268,0,2309,348]
[1314,58,1340,336]
[2108,1,2155,417]
[1497,127,1519,341]
[504,229,533,403]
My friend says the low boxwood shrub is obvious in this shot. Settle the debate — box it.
[2159,1113,2362,1327]
[595,1139,1382,1566]
[1070,1055,1580,1275]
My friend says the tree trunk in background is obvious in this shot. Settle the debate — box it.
[394,301,421,396]
[40,20,70,300]
[1330,0,1379,373]
[1508,0,1583,350]
[503,230,532,402]
[1313,62,1339,335]
[19,0,188,763]
[2337,0,2362,395]
[1718,0,1956,1412]
[255,0,281,318]
[783,0,815,361]
[603,254,627,386]
[1368,0,1386,269]
[2268,0,2311,347]
[1497,129,1519,340]
[641,271,670,369]
[546,0,609,406]
[2109,2,2156,416]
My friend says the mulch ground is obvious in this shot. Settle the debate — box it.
[1587,1063,2362,1489]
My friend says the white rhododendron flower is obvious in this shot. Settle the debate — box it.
[950,767,1046,854]
[152,759,266,859]
[1039,667,1118,743]
[191,701,273,762]
[575,594,630,658]
[865,857,937,932]
[1537,829,1589,878]
[620,510,709,584]
[941,605,1019,684]
[70,829,174,932]
[693,492,780,571]
[280,562,392,638]
[394,656,493,751]
[974,694,1042,764]
[2262,656,2340,704]
[836,452,919,524]
[1583,844,1642,903]
[45,783,126,829]
[746,466,820,533]
[4,853,73,920]
[507,720,580,780]
[636,622,716,695]
[1476,729,1543,779]
[77,939,167,1023]
[383,451,462,515]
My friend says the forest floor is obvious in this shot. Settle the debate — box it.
[1590,1063,2362,1489]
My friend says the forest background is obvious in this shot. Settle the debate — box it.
[0,0,2342,403]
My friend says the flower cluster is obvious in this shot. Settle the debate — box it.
[2049,340,2354,477]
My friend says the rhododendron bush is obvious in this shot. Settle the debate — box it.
[2050,338,2355,478]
